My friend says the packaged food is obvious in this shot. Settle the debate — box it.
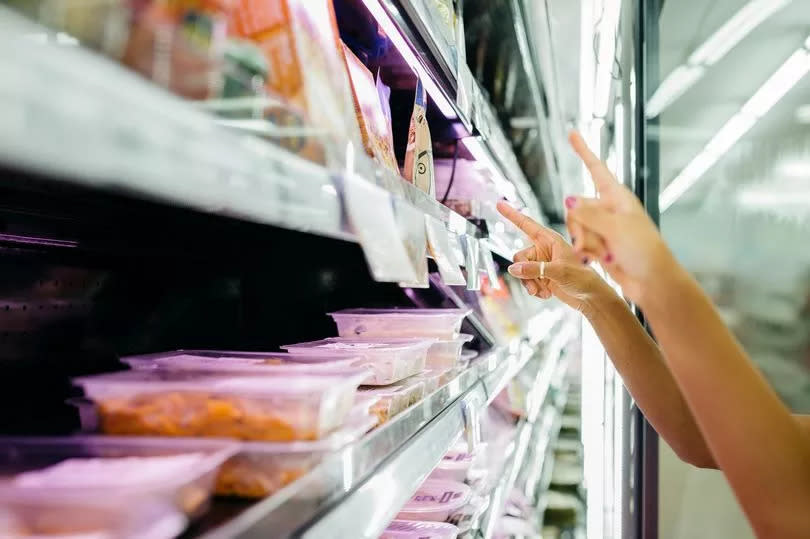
[0,499,186,539]
[396,479,471,522]
[216,410,377,497]
[426,334,473,370]
[0,436,237,519]
[360,378,425,424]
[74,370,367,441]
[413,369,450,395]
[341,42,399,175]
[282,338,434,385]
[122,350,366,375]
[430,443,485,482]
[329,308,471,339]
[403,78,436,197]
[446,494,488,533]
[380,519,459,539]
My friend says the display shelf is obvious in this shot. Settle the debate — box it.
[0,9,508,263]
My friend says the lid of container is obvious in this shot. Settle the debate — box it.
[74,369,369,396]
[382,520,460,539]
[125,352,364,374]
[284,337,436,353]
[330,308,472,318]
[399,479,471,514]
[437,445,479,471]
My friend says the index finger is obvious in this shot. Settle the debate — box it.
[496,201,555,243]
[568,131,619,196]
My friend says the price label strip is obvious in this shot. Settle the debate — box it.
[461,235,481,291]
[343,173,419,283]
[395,198,430,288]
[425,215,466,286]
[479,241,501,290]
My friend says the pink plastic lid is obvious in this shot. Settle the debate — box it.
[381,519,460,539]
[283,337,435,355]
[398,479,471,515]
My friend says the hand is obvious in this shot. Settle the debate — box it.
[565,131,677,305]
[496,201,604,315]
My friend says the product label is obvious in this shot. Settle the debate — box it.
[425,216,466,286]
[412,489,463,505]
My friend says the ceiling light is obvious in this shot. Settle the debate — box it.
[660,39,810,213]
[646,0,790,118]
[360,0,457,119]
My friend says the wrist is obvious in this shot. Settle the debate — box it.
[580,271,621,322]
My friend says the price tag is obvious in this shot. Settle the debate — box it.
[461,235,481,291]
[395,198,430,288]
[425,216,466,286]
[344,173,418,283]
[479,242,501,290]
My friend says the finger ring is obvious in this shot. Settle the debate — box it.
[540,261,546,279]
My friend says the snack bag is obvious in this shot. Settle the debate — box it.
[342,43,399,176]
[404,78,436,197]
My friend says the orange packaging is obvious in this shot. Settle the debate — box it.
[341,42,400,176]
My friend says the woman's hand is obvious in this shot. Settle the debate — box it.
[496,201,605,316]
[565,131,677,306]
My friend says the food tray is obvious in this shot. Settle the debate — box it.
[217,410,378,498]
[329,308,471,339]
[396,479,472,522]
[73,370,368,441]
[429,443,484,482]
[360,378,426,424]
[380,519,460,539]
[0,436,237,518]
[282,338,433,385]
[426,334,473,370]
[122,350,364,375]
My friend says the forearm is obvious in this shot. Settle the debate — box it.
[642,255,810,536]
[585,278,716,468]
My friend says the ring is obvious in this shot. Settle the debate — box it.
[540,261,546,279]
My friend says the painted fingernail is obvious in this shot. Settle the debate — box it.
[604,253,614,263]
[571,236,576,244]
[526,281,538,295]
[565,196,577,209]
[581,256,589,264]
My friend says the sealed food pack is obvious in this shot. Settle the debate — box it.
[403,78,436,197]
[341,43,400,176]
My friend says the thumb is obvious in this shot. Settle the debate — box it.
[507,260,573,282]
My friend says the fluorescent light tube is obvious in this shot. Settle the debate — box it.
[361,0,457,119]
[660,37,810,212]
[647,0,790,118]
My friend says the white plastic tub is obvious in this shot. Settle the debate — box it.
[329,308,471,339]
[429,443,485,482]
[74,369,367,441]
[0,436,237,518]
[396,479,472,522]
[425,334,473,370]
[282,338,433,385]
[380,519,459,539]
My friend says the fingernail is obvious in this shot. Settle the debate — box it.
[571,236,576,244]
[508,263,524,277]
[526,282,537,295]
[581,256,589,265]
[565,196,577,209]
[604,253,613,263]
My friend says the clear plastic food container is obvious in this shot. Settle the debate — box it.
[396,479,472,522]
[360,379,426,424]
[121,350,364,375]
[0,498,187,539]
[0,436,237,519]
[426,334,474,370]
[380,519,460,539]
[329,308,472,339]
[413,369,451,395]
[282,338,434,385]
[216,410,377,498]
[73,370,368,441]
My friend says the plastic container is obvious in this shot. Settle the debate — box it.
[396,479,472,522]
[360,379,426,424]
[217,410,377,498]
[425,334,473,370]
[282,338,434,385]
[0,498,187,539]
[413,369,451,395]
[74,369,368,441]
[0,436,237,519]
[329,308,471,339]
[380,519,460,539]
[430,443,485,482]
[122,350,365,375]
